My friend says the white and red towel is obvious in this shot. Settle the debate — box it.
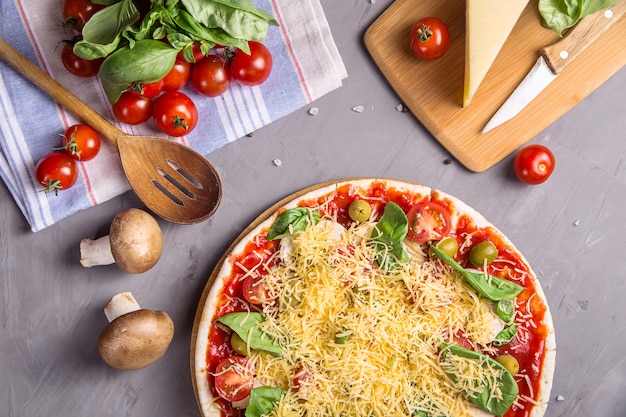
[0,0,346,232]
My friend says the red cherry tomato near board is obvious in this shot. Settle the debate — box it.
[229,41,273,86]
[35,152,79,194]
[113,91,153,125]
[409,17,450,61]
[191,55,231,97]
[60,124,101,161]
[407,201,452,243]
[62,0,105,32]
[513,144,555,185]
[152,91,198,137]
[213,356,254,402]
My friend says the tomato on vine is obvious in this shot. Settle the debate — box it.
[152,91,198,137]
[59,124,101,161]
[229,41,273,86]
[113,92,152,125]
[62,0,104,32]
[410,17,450,60]
[191,55,231,97]
[35,153,79,195]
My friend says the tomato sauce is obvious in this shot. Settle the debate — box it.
[206,181,550,417]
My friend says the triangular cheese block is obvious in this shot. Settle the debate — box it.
[463,0,530,107]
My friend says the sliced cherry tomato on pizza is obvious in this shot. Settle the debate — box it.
[161,60,191,91]
[152,91,198,137]
[35,152,78,195]
[242,275,274,305]
[60,124,101,161]
[513,144,555,185]
[407,201,452,243]
[113,91,152,125]
[229,41,273,86]
[62,0,104,32]
[213,356,254,402]
[409,17,450,61]
[293,364,313,392]
[191,55,231,97]
[61,37,103,77]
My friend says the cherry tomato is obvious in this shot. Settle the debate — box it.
[410,17,450,60]
[513,144,555,185]
[229,41,273,86]
[177,42,207,63]
[191,55,231,97]
[407,201,452,243]
[213,356,254,402]
[293,364,313,392]
[60,124,101,161]
[61,38,103,77]
[161,61,191,91]
[35,153,78,194]
[132,79,164,98]
[113,91,153,125]
[62,0,104,32]
[242,275,274,305]
[152,91,198,137]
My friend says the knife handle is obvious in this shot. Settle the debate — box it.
[541,0,626,74]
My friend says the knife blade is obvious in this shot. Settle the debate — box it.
[482,1,626,134]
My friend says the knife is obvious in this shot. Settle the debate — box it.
[482,1,626,134]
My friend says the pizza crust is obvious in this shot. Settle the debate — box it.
[191,178,556,417]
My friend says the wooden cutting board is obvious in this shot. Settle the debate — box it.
[364,0,626,172]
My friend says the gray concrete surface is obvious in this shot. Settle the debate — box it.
[2,1,626,416]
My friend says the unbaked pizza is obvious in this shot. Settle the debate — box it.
[192,179,556,417]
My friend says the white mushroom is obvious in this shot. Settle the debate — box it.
[97,292,175,370]
[80,208,163,273]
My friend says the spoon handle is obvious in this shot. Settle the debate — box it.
[0,37,122,148]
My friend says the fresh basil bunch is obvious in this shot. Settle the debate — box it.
[75,0,277,103]
[539,0,620,36]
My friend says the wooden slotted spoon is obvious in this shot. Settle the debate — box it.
[0,38,222,224]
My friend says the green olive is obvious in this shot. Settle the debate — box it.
[230,332,250,356]
[429,236,459,259]
[469,241,498,267]
[348,199,372,223]
[494,354,520,375]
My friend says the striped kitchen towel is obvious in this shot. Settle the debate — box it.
[0,0,347,232]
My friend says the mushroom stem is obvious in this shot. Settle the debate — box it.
[104,292,141,322]
[80,235,114,267]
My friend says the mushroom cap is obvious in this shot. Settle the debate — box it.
[109,208,163,274]
[97,309,175,370]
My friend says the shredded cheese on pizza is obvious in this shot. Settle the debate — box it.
[239,216,516,417]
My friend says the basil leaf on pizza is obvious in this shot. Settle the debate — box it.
[371,201,410,272]
[265,207,320,240]
[431,245,524,301]
[245,386,285,417]
[440,343,518,416]
[216,312,283,356]
[193,179,556,417]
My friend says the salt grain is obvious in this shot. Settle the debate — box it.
[573,219,580,226]
[556,395,565,402]
[352,105,365,113]
[272,159,282,167]
[308,107,319,116]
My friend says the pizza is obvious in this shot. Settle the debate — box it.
[191,179,556,417]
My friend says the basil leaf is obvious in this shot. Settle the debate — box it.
[496,298,515,323]
[430,246,524,301]
[266,208,320,240]
[440,343,518,416]
[82,0,139,45]
[74,36,121,60]
[371,202,410,273]
[180,0,276,41]
[217,312,283,357]
[98,39,179,103]
[245,386,285,417]
[493,324,517,346]
[539,0,620,35]
[172,9,250,53]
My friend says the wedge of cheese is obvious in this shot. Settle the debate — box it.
[463,0,530,107]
